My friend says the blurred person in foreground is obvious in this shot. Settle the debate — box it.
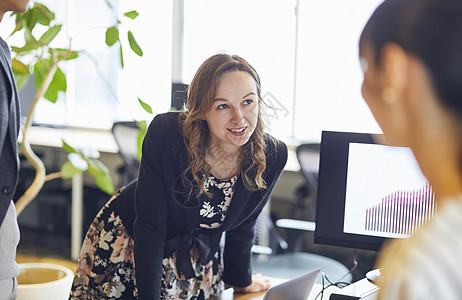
[359,0,462,298]
[0,0,30,299]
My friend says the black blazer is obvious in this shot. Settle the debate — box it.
[0,37,20,227]
[133,112,287,299]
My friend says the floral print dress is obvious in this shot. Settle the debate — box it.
[69,174,239,300]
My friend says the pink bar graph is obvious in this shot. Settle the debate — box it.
[364,182,436,235]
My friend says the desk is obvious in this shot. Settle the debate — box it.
[211,278,339,300]
[20,125,119,261]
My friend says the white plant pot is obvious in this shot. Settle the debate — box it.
[17,263,74,300]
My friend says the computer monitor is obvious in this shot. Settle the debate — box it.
[314,131,437,251]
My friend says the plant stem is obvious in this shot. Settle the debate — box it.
[15,57,59,216]
[45,171,65,182]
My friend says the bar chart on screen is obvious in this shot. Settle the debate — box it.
[343,143,437,239]
[364,182,436,236]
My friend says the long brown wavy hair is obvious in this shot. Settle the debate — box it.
[180,53,267,198]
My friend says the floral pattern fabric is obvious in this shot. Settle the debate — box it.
[69,174,238,299]
[69,188,137,299]
[161,174,238,298]
[199,174,238,229]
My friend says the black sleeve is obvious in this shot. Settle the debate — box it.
[134,114,170,299]
[222,207,262,287]
[223,139,288,287]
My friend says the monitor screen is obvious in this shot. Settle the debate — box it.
[314,131,436,251]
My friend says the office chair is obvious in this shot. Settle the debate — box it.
[171,82,188,110]
[252,207,352,284]
[111,121,141,188]
[291,143,321,220]
[296,144,320,192]
[280,143,321,252]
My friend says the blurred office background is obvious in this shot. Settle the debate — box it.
[1,0,383,281]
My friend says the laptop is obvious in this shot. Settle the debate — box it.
[262,268,321,300]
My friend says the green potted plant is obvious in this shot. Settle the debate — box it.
[7,1,151,215]
[7,1,152,298]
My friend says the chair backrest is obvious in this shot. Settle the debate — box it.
[171,82,188,110]
[112,121,140,164]
[111,121,141,187]
[295,143,321,197]
[253,206,289,263]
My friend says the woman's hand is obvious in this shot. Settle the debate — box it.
[233,273,271,293]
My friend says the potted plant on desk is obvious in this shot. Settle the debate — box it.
[5,2,151,299]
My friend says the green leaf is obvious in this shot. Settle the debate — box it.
[44,86,58,103]
[95,173,115,195]
[39,25,62,45]
[105,26,119,46]
[136,120,147,160]
[13,73,30,91]
[137,97,152,114]
[65,51,79,60]
[52,67,67,91]
[87,159,108,177]
[35,3,55,26]
[44,67,67,103]
[54,48,79,61]
[124,10,139,20]
[127,31,143,56]
[9,18,24,37]
[87,158,115,194]
[12,42,40,54]
[34,59,65,103]
[61,161,84,179]
[23,7,38,32]
[33,59,48,89]
[12,59,29,75]
[62,140,78,154]
[24,27,36,43]
[13,12,21,25]
[119,43,124,69]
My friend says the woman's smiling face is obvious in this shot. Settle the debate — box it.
[204,70,259,149]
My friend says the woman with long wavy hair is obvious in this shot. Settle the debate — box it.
[69,53,287,299]
[359,0,462,298]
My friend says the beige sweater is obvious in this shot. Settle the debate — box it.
[376,196,462,299]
